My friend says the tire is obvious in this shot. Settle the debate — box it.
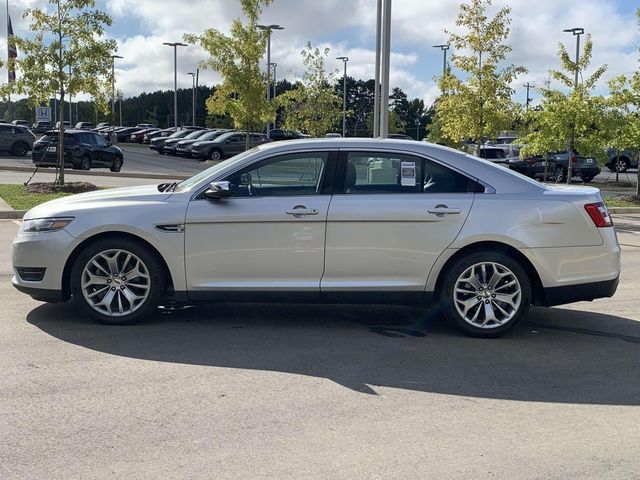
[582,176,594,183]
[209,149,222,161]
[11,142,29,157]
[616,158,629,173]
[110,156,123,172]
[438,251,531,338]
[554,166,566,183]
[80,155,91,171]
[70,237,166,325]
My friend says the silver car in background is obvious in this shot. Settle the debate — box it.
[11,139,620,337]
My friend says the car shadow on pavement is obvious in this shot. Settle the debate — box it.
[26,302,640,405]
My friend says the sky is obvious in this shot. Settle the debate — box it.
[1,0,639,106]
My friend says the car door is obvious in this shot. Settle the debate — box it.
[93,133,114,166]
[224,134,246,157]
[184,150,336,299]
[321,150,478,302]
[0,125,12,152]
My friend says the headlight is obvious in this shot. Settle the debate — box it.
[22,217,74,234]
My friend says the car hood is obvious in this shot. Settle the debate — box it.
[24,184,174,220]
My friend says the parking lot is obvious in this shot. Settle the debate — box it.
[1,216,639,479]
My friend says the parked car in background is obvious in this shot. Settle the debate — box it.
[472,145,508,164]
[325,133,342,138]
[506,154,556,181]
[32,130,124,172]
[190,131,269,160]
[0,123,36,156]
[388,133,415,140]
[135,123,157,129]
[551,151,601,183]
[144,128,175,144]
[129,128,158,143]
[163,129,212,155]
[105,127,141,143]
[75,122,94,130]
[95,122,110,129]
[268,129,308,141]
[150,129,193,153]
[55,121,72,129]
[33,121,53,134]
[11,120,30,128]
[605,148,639,173]
[12,139,620,338]
[176,129,230,156]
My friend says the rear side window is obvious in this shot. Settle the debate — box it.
[340,152,481,194]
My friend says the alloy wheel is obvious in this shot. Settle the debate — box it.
[81,249,151,317]
[453,262,522,329]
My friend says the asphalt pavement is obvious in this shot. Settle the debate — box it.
[1,217,640,479]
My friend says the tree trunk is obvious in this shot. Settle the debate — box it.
[245,123,250,150]
[636,150,639,198]
[58,90,65,186]
[615,150,620,183]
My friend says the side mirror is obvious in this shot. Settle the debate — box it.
[204,181,232,200]
[225,139,231,144]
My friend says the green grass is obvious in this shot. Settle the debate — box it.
[0,184,73,211]
[604,196,640,208]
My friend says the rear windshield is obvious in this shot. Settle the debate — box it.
[481,149,506,159]
[40,133,75,143]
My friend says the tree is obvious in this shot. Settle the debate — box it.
[520,35,608,171]
[1,0,116,185]
[185,0,274,148]
[436,0,526,145]
[607,9,640,194]
[276,42,342,137]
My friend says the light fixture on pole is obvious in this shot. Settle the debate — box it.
[187,72,196,126]
[433,44,449,78]
[110,54,123,130]
[257,24,284,134]
[336,56,349,137]
[163,42,187,129]
[562,27,584,184]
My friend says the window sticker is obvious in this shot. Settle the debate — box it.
[400,161,417,186]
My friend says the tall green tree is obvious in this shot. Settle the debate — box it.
[185,0,274,147]
[277,42,342,137]
[1,0,116,185]
[520,35,608,169]
[436,0,526,145]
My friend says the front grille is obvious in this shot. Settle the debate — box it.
[16,267,46,282]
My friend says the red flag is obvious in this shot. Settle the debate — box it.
[7,12,17,83]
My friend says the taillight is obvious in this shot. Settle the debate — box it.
[584,203,613,228]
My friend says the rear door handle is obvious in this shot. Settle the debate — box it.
[428,205,461,216]
[286,205,319,217]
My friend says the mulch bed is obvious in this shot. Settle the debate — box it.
[616,195,640,205]
[24,182,100,195]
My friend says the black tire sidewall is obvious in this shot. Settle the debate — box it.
[70,237,166,325]
[438,251,531,338]
[210,149,222,161]
[110,157,123,172]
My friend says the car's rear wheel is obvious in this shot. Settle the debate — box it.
[110,156,123,172]
[70,238,166,325]
[209,149,222,161]
[11,142,29,157]
[438,251,531,338]
[582,176,594,183]
[554,166,566,183]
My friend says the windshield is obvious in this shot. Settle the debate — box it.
[175,147,261,192]
[199,131,223,141]
[168,130,186,139]
[481,149,506,159]
[185,130,207,140]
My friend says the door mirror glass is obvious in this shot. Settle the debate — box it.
[204,181,232,200]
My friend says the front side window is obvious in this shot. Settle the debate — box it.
[225,152,328,197]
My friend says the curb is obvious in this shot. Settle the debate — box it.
[609,207,640,214]
[0,210,27,219]
[0,165,190,181]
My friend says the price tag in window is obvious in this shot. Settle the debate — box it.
[400,161,417,186]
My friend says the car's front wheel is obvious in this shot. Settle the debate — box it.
[110,156,123,172]
[209,148,222,161]
[438,251,531,338]
[70,238,166,324]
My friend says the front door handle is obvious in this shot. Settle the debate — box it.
[286,205,319,217]
[428,205,461,217]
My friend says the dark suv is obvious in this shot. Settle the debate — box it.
[551,151,601,183]
[0,123,36,156]
[605,148,639,173]
[32,130,124,172]
[190,132,269,160]
[268,129,308,141]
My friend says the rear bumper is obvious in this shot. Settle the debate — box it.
[537,276,619,307]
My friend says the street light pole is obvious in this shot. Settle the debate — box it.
[373,0,382,138]
[257,24,284,135]
[562,27,584,185]
[378,0,392,139]
[336,56,349,137]
[110,55,123,129]
[187,72,196,126]
[270,63,277,99]
[524,82,534,110]
[433,44,449,78]
[414,118,420,141]
[163,42,187,129]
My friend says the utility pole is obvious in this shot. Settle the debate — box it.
[68,65,72,125]
[373,0,382,138]
[336,56,349,137]
[563,27,584,184]
[433,44,449,78]
[524,82,534,110]
[375,0,392,138]
[163,42,187,129]
[110,54,123,130]
[187,72,196,126]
